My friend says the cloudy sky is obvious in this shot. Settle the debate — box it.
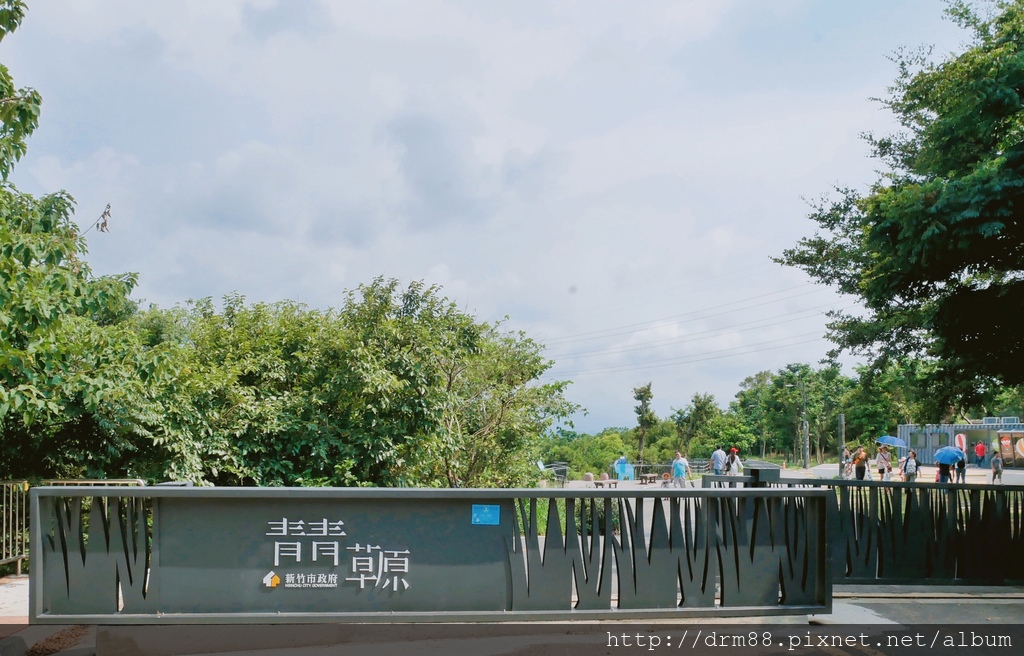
[4,1,969,432]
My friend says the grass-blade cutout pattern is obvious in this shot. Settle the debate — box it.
[717,496,781,607]
[44,496,118,614]
[569,496,615,609]
[776,496,823,606]
[842,486,878,580]
[110,496,157,612]
[675,496,716,607]
[506,497,573,610]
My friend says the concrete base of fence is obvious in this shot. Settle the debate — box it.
[95,620,809,656]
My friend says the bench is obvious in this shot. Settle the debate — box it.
[593,480,618,488]
[639,473,658,485]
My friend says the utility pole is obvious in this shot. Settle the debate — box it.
[800,382,809,469]
[786,380,810,469]
[838,413,845,478]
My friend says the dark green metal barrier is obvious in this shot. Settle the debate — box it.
[30,486,831,623]
[773,478,1024,585]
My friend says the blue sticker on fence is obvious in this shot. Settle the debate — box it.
[471,504,500,525]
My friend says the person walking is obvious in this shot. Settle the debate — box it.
[937,461,952,484]
[724,448,743,488]
[725,448,743,475]
[876,445,893,481]
[841,445,853,479]
[853,446,868,481]
[991,452,1003,484]
[711,445,727,476]
[901,450,920,483]
[672,451,691,488]
[954,451,967,483]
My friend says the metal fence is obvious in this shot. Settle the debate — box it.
[30,486,831,623]
[1,479,146,578]
[38,479,146,487]
[626,459,778,480]
[771,477,1024,585]
[1,481,29,575]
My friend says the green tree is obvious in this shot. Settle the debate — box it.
[137,296,363,486]
[806,363,857,463]
[540,427,628,478]
[337,279,578,487]
[0,1,38,181]
[990,385,1024,417]
[0,1,159,479]
[135,281,578,488]
[731,371,775,457]
[419,319,580,488]
[632,383,656,463]
[636,418,682,464]
[777,0,1024,416]
[671,393,723,453]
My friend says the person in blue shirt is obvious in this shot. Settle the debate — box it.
[613,454,631,480]
[711,446,727,476]
[672,451,691,488]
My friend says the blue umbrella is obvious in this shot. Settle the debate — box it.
[934,445,966,465]
[876,435,907,448]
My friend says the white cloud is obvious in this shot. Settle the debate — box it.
[8,0,969,431]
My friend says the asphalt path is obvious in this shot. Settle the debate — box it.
[843,597,1024,624]
[805,461,1024,484]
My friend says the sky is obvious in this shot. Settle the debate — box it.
[2,0,972,433]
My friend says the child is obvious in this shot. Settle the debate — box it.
[991,453,1003,484]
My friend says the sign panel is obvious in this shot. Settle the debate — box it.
[155,497,514,613]
[32,487,833,622]
[470,504,500,525]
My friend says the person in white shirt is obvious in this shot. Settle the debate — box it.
[725,448,743,475]
[876,444,892,480]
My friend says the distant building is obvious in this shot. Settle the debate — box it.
[897,417,1024,467]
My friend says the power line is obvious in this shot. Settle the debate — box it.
[542,285,829,346]
[545,301,852,359]
[548,331,828,377]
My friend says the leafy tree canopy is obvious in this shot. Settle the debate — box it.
[777,0,1024,415]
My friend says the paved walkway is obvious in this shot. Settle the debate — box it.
[564,462,1024,488]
